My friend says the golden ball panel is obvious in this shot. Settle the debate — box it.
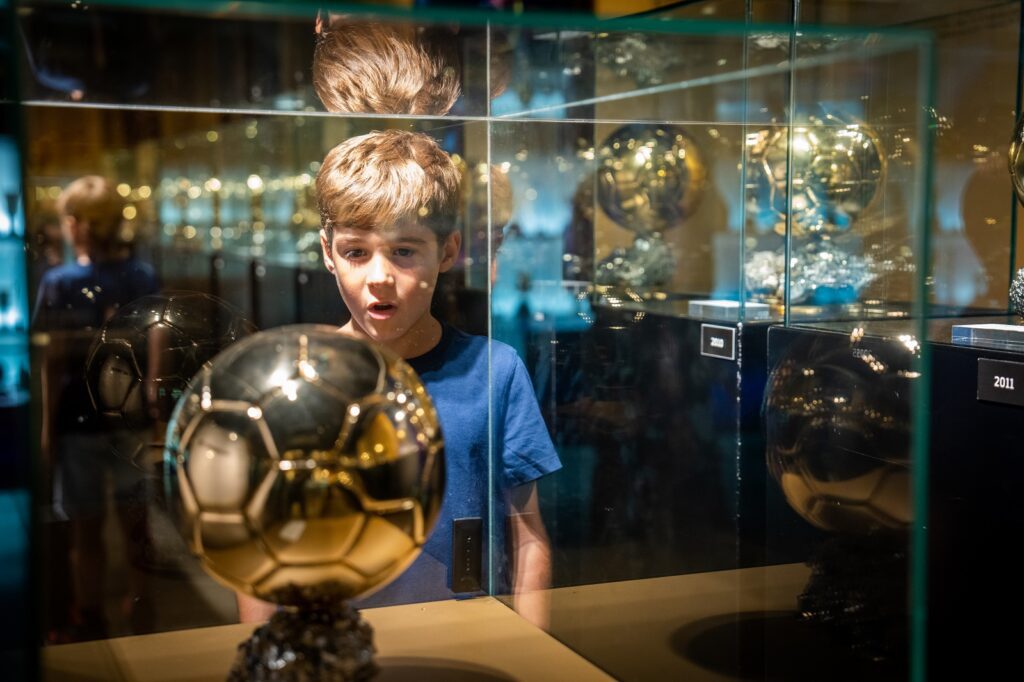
[166,325,445,605]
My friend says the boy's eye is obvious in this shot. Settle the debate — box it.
[393,247,415,257]
[342,248,366,259]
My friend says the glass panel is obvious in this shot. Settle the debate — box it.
[490,11,931,682]
[24,110,492,643]
[20,2,501,647]
[790,5,1024,680]
[760,16,932,682]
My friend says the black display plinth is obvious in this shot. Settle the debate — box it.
[768,323,1024,680]
[928,337,1024,679]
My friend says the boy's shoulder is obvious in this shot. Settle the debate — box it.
[101,256,157,279]
[42,258,155,285]
[442,326,521,371]
[41,261,86,284]
[38,262,91,297]
[417,325,525,390]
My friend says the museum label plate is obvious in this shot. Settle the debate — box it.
[977,358,1024,407]
[701,324,736,361]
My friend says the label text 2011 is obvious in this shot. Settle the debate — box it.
[994,376,1016,390]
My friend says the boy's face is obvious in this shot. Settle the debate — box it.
[321,221,460,351]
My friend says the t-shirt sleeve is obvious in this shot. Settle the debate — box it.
[31,272,60,331]
[501,354,562,487]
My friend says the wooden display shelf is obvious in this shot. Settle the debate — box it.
[43,596,614,682]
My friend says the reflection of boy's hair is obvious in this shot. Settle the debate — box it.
[316,130,461,242]
[473,28,513,101]
[313,21,461,115]
[461,161,512,257]
[56,175,125,253]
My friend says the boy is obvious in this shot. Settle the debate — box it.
[239,130,561,628]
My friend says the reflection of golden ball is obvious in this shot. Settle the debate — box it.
[85,293,256,468]
[597,124,706,234]
[1008,115,1024,206]
[747,114,885,236]
[166,325,444,605]
[765,335,914,535]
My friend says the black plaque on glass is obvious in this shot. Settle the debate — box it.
[451,517,483,592]
[977,358,1024,407]
[701,324,736,361]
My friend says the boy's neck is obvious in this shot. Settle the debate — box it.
[340,314,443,359]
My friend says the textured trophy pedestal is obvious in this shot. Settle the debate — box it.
[228,585,377,682]
[595,234,677,288]
[798,535,907,667]
[1010,266,1024,320]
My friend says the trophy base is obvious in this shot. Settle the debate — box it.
[228,585,377,681]
[798,535,908,666]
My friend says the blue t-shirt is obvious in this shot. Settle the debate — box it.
[33,258,159,332]
[356,324,562,607]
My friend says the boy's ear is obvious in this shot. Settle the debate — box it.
[320,229,336,274]
[438,231,461,273]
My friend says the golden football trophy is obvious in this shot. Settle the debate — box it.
[165,325,444,680]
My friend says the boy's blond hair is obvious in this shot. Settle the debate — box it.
[317,130,461,243]
[313,21,460,116]
[56,175,125,251]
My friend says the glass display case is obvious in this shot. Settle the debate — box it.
[785,4,1024,680]
[657,4,1024,680]
[2,1,944,680]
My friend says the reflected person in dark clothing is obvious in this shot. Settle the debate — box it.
[34,176,159,640]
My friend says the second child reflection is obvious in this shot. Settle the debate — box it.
[33,176,159,641]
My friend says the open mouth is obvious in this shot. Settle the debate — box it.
[368,302,397,318]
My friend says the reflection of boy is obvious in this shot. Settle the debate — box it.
[33,175,159,639]
[238,131,561,627]
[34,176,156,331]
[313,15,460,115]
